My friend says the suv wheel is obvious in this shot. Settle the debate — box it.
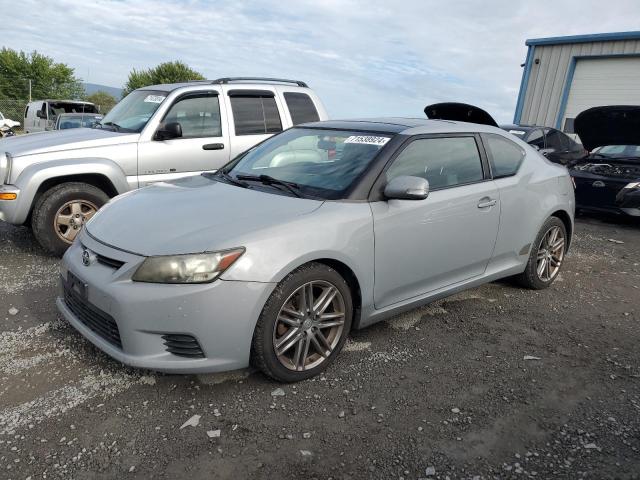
[31,182,109,256]
[251,262,353,382]
[514,216,567,289]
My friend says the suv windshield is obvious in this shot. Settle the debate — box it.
[224,128,391,199]
[98,90,167,133]
[593,145,640,158]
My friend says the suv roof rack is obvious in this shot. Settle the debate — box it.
[211,77,308,88]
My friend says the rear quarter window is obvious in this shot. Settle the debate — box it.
[483,133,525,179]
[283,92,320,125]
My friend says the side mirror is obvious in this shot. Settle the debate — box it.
[384,176,429,200]
[36,110,47,119]
[155,122,182,140]
[539,148,555,157]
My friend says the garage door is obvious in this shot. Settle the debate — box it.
[562,57,640,134]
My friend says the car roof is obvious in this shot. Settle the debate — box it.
[300,118,511,135]
[141,79,311,93]
[500,124,548,132]
[31,99,94,104]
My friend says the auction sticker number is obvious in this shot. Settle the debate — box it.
[344,135,390,146]
[144,95,166,103]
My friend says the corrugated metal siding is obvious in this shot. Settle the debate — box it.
[520,39,640,126]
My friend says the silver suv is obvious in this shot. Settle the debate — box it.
[0,78,327,255]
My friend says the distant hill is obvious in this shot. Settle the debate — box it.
[83,83,123,99]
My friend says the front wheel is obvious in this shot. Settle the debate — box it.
[251,263,353,382]
[514,216,567,289]
[31,182,109,256]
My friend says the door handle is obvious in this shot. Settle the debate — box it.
[203,143,225,150]
[477,198,497,208]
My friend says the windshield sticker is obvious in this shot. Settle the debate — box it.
[509,130,526,136]
[344,135,390,146]
[144,95,166,104]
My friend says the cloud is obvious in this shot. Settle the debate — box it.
[2,0,640,122]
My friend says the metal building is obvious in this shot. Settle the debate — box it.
[514,31,640,133]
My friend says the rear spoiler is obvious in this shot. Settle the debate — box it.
[424,102,498,127]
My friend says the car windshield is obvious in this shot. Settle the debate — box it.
[224,127,392,199]
[58,115,102,129]
[593,145,640,158]
[98,90,167,133]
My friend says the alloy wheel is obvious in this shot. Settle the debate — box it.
[54,200,98,243]
[272,280,346,371]
[536,225,565,282]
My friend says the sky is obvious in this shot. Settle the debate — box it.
[2,0,640,123]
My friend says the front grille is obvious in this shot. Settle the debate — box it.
[96,254,125,270]
[162,334,205,358]
[63,281,122,349]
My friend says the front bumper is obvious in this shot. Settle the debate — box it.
[56,233,276,373]
[0,185,23,223]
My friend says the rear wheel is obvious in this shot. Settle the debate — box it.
[514,216,567,289]
[31,182,109,256]
[251,263,353,382]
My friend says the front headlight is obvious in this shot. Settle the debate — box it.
[132,248,245,284]
[623,182,640,189]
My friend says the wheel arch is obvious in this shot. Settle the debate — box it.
[550,209,573,249]
[272,256,364,331]
[12,158,130,225]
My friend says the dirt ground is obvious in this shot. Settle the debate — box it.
[1,214,639,480]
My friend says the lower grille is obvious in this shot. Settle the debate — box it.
[162,334,205,358]
[63,281,122,349]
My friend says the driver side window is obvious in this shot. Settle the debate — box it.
[386,137,484,190]
[162,93,222,139]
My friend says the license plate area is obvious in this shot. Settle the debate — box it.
[66,270,88,300]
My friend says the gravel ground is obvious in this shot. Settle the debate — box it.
[1,214,639,479]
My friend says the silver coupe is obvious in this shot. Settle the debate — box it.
[58,113,575,382]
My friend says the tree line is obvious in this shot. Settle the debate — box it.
[0,47,204,115]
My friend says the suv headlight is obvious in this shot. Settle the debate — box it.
[132,248,245,284]
[623,182,640,190]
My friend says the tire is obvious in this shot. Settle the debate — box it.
[31,182,109,256]
[514,216,567,290]
[251,262,353,382]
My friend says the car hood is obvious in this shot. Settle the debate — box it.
[424,102,498,127]
[0,118,20,128]
[86,175,325,256]
[575,106,640,151]
[0,128,137,157]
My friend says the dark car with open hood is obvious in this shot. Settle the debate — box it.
[569,106,640,217]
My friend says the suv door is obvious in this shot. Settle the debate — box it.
[371,135,500,308]
[137,90,230,186]
[223,88,284,159]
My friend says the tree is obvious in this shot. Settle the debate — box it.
[86,91,117,114]
[0,48,84,100]
[122,61,205,96]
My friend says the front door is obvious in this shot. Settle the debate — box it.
[372,135,500,309]
[137,91,230,186]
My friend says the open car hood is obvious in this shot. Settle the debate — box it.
[424,102,498,127]
[575,106,640,151]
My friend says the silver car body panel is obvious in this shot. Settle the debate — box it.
[57,119,574,373]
